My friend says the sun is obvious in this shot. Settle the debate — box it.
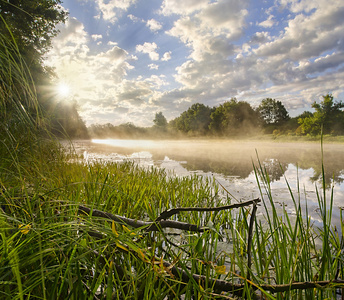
[57,83,71,97]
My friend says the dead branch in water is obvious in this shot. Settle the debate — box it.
[78,198,260,232]
[79,205,206,232]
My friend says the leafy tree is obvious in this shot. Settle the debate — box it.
[298,94,344,135]
[169,103,213,135]
[209,98,260,135]
[0,0,67,63]
[297,116,321,136]
[153,112,168,130]
[257,98,290,126]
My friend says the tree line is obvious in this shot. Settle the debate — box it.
[89,94,344,138]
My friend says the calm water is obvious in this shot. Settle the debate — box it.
[72,139,344,227]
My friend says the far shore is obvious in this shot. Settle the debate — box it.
[71,134,344,144]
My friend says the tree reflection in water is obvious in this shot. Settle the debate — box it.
[76,139,344,187]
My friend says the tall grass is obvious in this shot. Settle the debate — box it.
[2,152,342,299]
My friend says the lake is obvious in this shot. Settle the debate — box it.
[72,139,344,228]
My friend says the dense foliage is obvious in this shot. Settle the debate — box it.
[0,0,88,139]
[169,103,213,136]
[298,94,344,136]
[209,98,261,135]
[153,111,168,130]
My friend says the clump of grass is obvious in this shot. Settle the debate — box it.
[244,149,343,299]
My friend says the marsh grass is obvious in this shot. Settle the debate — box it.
[2,152,343,299]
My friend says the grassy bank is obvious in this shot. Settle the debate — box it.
[1,143,344,299]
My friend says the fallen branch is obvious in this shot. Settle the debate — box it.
[79,199,260,233]
[78,205,207,232]
[163,258,344,293]
[153,198,261,222]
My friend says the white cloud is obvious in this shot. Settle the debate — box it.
[145,75,168,88]
[160,0,344,115]
[297,52,344,74]
[250,32,271,44]
[279,0,320,13]
[148,63,159,70]
[116,79,152,103]
[166,0,247,61]
[136,42,159,61]
[128,14,140,22]
[52,17,88,48]
[95,0,136,23]
[48,0,344,126]
[258,15,276,28]
[45,17,140,122]
[146,19,162,32]
[91,34,102,41]
[162,51,172,61]
[254,4,344,60]
[198,0,249,38]
[101,46,128,63]
[160,0,208,15]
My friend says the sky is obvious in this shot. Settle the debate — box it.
[45,0,344,127]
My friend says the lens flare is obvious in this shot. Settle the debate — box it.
[57,83,70,97]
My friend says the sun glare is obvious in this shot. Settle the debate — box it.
[57,83,71,97]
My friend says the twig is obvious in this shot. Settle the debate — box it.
[153,198,261,222]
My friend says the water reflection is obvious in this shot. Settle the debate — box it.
[86,139,344,187]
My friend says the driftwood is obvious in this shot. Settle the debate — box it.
[79,205,206,232]
[78,198,260,232]
[158,258,344,294]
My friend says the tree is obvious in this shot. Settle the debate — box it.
[0,2,92,139]
[257,98,290,125]
[209,98,260,135]
[298,94,344,135]
[169,103,213,135]
[0,1,69,138]
[153,112,168,130]
[0,0,67,62]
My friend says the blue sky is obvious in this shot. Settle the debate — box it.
[46,0,344,126]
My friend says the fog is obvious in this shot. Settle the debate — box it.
[84,139,344,183]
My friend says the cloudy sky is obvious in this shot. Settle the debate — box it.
[46,0,344,127]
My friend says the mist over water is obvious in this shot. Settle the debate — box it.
[74,139,344,227]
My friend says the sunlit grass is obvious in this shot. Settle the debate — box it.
[1,153,343,299]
